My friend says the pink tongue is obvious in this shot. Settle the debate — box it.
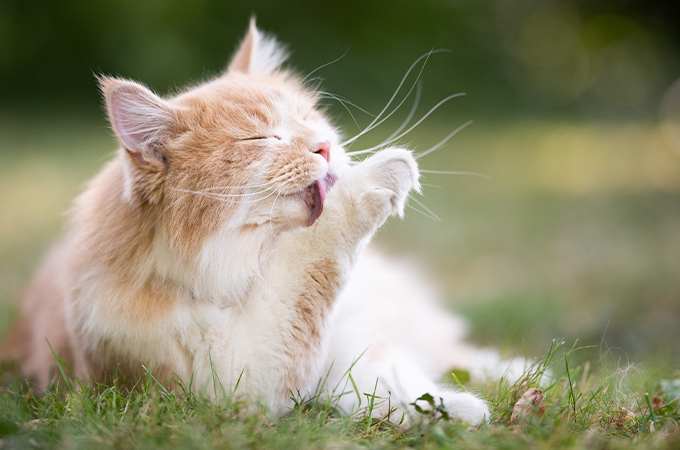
[308,173,338,226]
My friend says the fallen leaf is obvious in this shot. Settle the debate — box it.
[652,396,666,410]
[510,388,546,423]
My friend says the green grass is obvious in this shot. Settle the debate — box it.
[1,111,680,447]
[1,341,679,449]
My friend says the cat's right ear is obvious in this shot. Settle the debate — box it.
[99,76,178,167]
[226,17,288,76]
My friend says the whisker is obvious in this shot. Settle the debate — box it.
[230,188,285,204]
[305,76,325,85]
[420,169,490,180]
[269,188,284,236]
[177,188,283,205]
[414,120,472,160]
[341,49,450,147]
[409,197,442,222]
[341,49,435,146]
[316,92,376,117]
[378,81,422,146]
[348,148,382,160]
[406,203,440,222]
[345,93,466,156]
[172,188,274,199]
[301,48,350,85]
[281,194,295,228]
[200,181,279,191]
[318,91,362,130]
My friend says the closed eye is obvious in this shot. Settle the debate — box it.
[241,136,282,141]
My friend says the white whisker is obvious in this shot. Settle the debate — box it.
[301,48,350,86]
[281,192,295,228]
[200,180,279,191]
[345,93,466,156]
[317,92,376,117]
[409,197,442,222]
[178,187,284,205]
[305,76,324,85]
[414,120,472,160]
[341,49,450,147]
[269,188,284,236]
[318,91,362,130]
[378,81,422,146]
[420,169,490,180]
[406,204,440,222]
[173,187,274,199]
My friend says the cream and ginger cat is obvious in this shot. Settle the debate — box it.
[2,21,500,425]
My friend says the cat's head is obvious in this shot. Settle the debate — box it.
[100,19,348,256]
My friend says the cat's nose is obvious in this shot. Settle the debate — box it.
[314,140,331,162]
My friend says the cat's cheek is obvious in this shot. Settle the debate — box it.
[245,196,310,228]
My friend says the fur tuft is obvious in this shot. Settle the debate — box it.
[227,17,289,76]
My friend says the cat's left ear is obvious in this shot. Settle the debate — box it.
[99,76,178,168]
[227,17,288,76]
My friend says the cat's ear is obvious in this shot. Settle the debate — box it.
[227,17,288,76]
[99,76,178,167]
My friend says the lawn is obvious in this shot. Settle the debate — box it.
[1,110,679,448]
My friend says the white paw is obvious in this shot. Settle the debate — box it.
[348,148,420,226]
[439,391,489,426]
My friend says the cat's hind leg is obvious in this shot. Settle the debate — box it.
[327,343,489,426]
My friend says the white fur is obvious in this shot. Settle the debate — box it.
[243,20,289,76]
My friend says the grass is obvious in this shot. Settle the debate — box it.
[1,341,679,448]
[1,110,680,447]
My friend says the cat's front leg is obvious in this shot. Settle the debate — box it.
[285,147,421,270]
[272,147,420,266]
[238,148,419,414]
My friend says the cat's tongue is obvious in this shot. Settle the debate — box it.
[309,173,338,226]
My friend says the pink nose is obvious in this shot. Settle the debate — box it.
[315,140,331,162]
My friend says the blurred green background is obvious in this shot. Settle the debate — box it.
[1,0,680,370]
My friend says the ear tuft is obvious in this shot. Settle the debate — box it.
[99,76,177,166]
[227,17,289,76]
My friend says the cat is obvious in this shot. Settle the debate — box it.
[1,19,513,425]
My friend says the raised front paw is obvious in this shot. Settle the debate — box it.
[346,148,420,227]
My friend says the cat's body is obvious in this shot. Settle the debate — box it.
[2,21,504,425]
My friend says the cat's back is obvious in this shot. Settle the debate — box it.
[1,156,153,387]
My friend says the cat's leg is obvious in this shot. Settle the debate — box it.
[330,344,489,426]
[206,148,420,415]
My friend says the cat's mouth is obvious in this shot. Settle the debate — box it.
[302,173,338,226]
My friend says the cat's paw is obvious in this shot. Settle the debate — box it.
[439,391,489,426]
[346,148,420,227]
